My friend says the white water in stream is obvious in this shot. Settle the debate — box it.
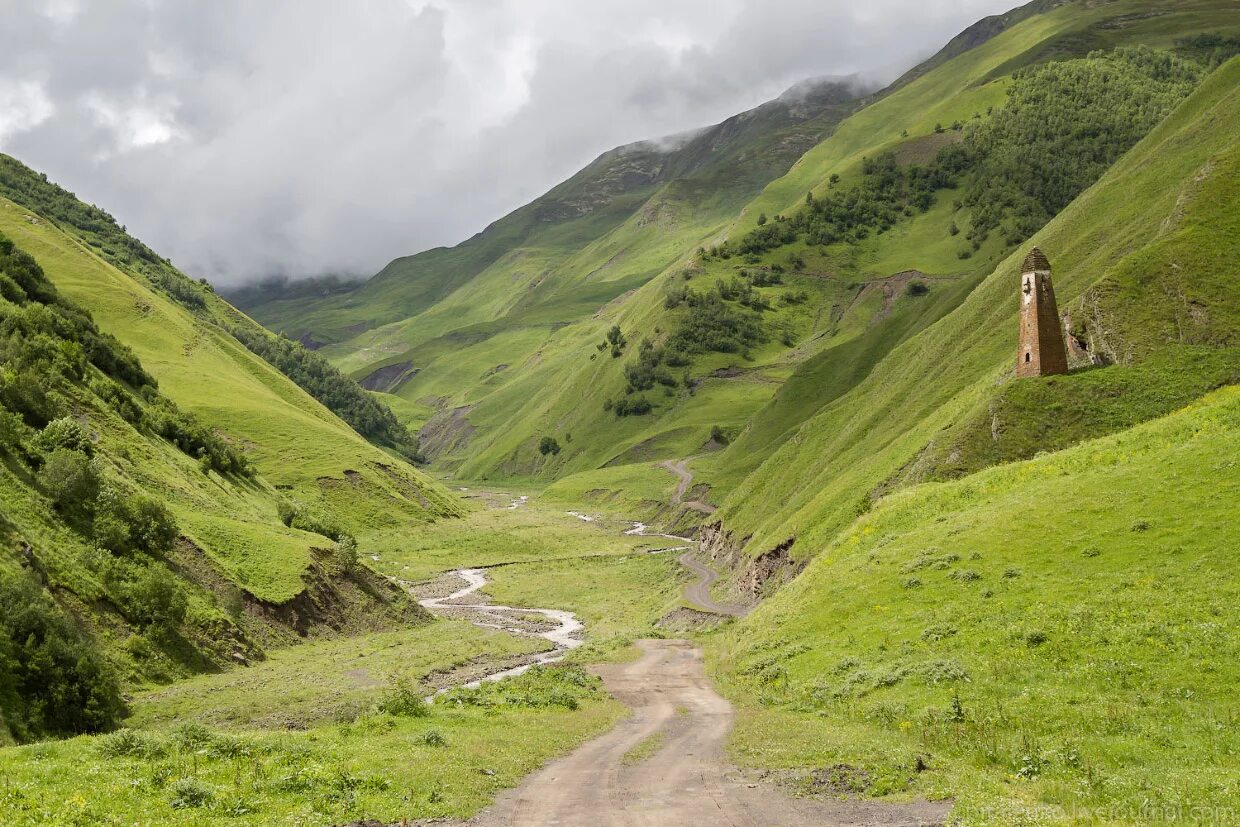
[625,522,694,546]
[418,568,583,691]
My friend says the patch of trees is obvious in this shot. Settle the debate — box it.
[597,325,628,357]
[0,571,127,742]
[538,436,561,456]
[607,278,770,416]
[705,149,965,261]
[1173,33,1240,69]
[707,46,1206,261]
[958,46,1203,250]
[230,327,423,462]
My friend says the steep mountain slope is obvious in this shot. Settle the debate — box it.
[234,75,866,344]
[708,52,1240,566]
[233,0,1237,511]
[0,165,468,745]
[0,155,429,462]
[0,231,426,745]
[0,189,462,561]
[414,0,1237,491]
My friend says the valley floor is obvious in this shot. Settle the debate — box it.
[0,491,728,826]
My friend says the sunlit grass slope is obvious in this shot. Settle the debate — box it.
[0,201,462,565]
[713,55,1240,558]
[304,0,1238,500]
[712,385,1240,824]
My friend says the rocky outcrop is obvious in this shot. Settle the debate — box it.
[698,521,801,599]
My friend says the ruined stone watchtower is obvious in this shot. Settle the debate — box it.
[1016,247,1068,377]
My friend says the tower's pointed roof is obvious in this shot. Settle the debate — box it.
[1022,247,1051,272]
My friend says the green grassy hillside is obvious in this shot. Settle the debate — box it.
[474,3,1233,494]
[232,0,1237,516]
[0,198,462,562]
[712,53,1240,561]
[0,172,466,748]
[233,76,864,344]
[0,230,430,745]
[712,385,1240,823]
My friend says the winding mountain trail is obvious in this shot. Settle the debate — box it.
[623,515,749,618]
[407,508,943,824]
[465,639,949,827]
[660,457,717,514]
[678,552,750,617]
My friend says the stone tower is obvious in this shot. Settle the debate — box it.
[1016,247,1068,378]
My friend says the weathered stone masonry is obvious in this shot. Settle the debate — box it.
[1016,246,1069,378]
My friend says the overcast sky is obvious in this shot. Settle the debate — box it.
[0,0,1016,286]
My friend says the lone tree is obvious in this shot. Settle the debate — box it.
[538,436,561,456]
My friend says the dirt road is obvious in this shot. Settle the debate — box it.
[679,552,749,617]
[660,458,716,514]
[468,639,948,826]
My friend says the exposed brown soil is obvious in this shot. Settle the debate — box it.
[698,521,802,600]
[359,360,417,392]
[167,541,426,652]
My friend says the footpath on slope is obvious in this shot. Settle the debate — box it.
[678,551,750,617]
[624,517,748,618]
[659,457,717,514]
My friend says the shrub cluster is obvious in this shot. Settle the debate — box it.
[0,571,126,742]
[607,278,769,416]
[0,234,251,476]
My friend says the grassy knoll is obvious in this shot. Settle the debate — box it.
[711,387,1240,824]
[0,662,621,826]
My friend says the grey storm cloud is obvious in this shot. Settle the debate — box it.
[0,0,1017,286]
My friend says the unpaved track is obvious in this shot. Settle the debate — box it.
[660,458,716,514]
[679,552,749,617]
[467,639,948,826]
